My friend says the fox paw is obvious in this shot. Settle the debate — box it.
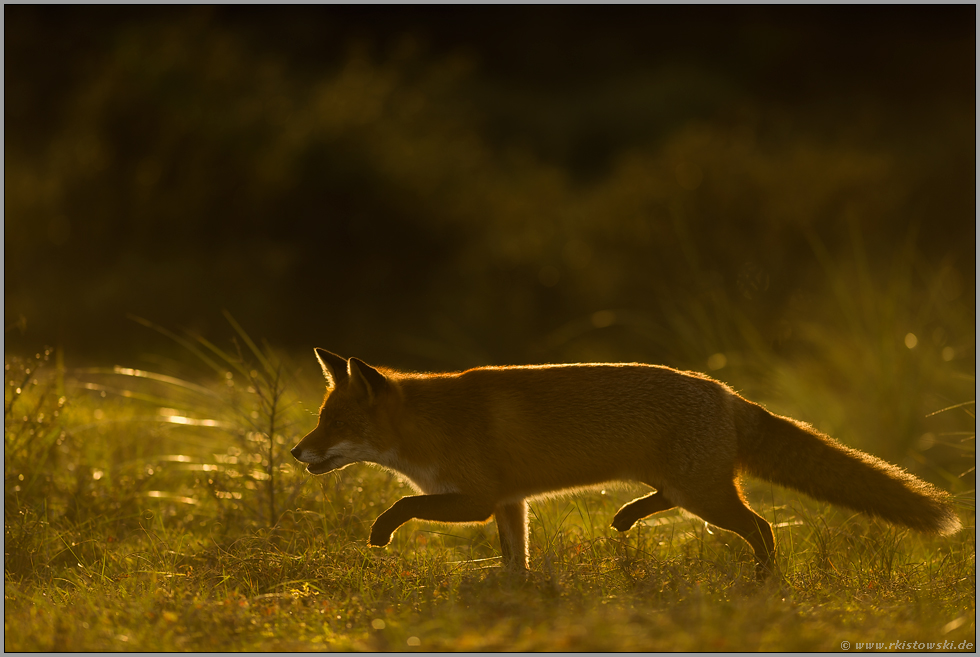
[368,526,393,548]
[754,560,776,581]
[610,514,637,533]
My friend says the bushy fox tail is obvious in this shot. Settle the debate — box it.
[734,399,961,535]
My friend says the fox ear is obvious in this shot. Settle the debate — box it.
[348,357,386,403]
[314,348,349,389]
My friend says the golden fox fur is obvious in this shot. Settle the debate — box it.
[291,348,961,575]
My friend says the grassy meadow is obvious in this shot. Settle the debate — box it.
[4,295,975,651]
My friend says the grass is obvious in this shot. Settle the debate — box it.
[4,303,975,651]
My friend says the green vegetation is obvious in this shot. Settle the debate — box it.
[4,6,974,651]
[4,301,974,651]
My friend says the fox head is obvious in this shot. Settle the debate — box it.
[290,348,391,475]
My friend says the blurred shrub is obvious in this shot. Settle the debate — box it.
[5,7,973,369]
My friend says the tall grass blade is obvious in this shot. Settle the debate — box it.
[127,314,226,375]
[223,309,276,378]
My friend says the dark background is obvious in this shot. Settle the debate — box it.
[5,5,975,375]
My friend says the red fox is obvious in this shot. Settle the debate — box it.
[291,348,961,575]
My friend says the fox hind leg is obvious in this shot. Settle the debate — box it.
[612,490,675,532]
[494,500,529,571]
[680,484,776,578]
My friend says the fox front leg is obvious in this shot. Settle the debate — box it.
[369,494,495,547]
[493,500,529,570]
[611,490,676,532]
